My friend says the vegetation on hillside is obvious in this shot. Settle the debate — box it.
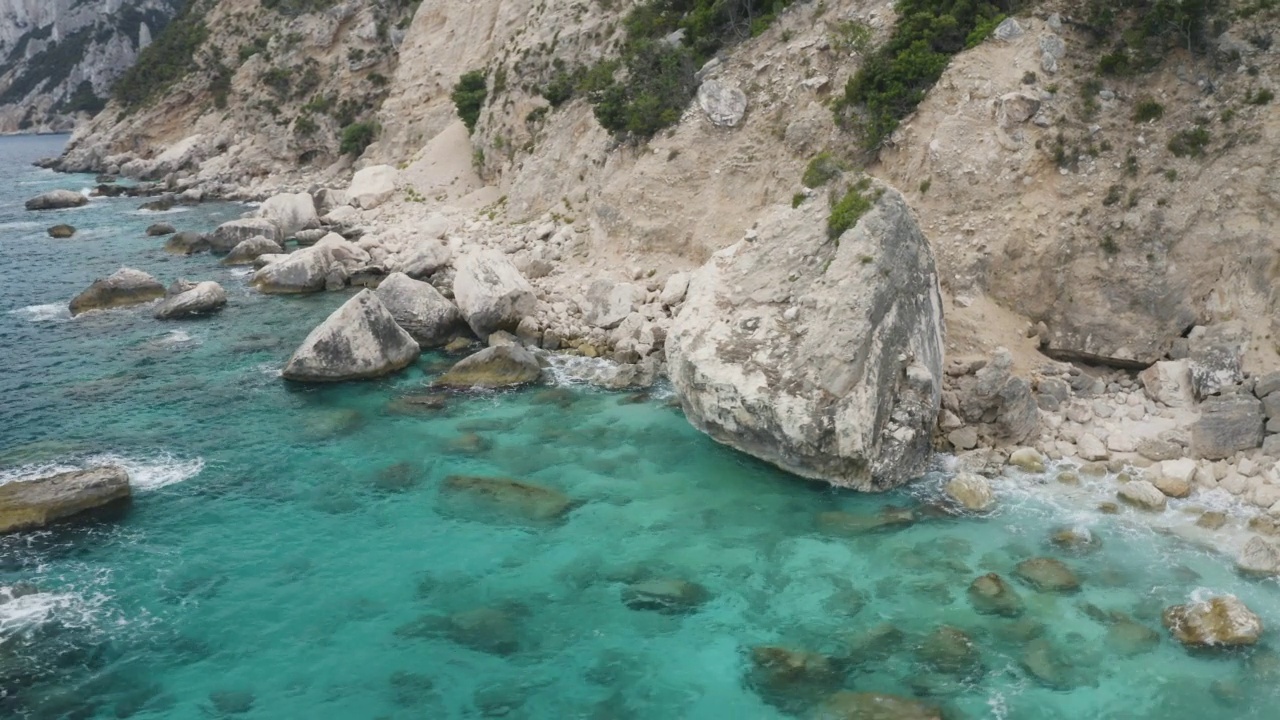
[452,71,489,133]
[112,1,210,110]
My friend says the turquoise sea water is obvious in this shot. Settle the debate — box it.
[2,134,1280,719]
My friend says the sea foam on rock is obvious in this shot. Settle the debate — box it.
[0,466,131,534]
[69,268,165,316]
[666,183,944,491]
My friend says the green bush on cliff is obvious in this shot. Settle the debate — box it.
[112,9,208,110]
[340,121,378,155]
[828,178,878,241]
[451,71,488,133]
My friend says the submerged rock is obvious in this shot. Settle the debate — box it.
[747,646,843,713]
[967,573,1024,617]
[374,272,464,347]
[452,251,537,340]
[815,506,916,536]
[25,189,87,210]
[1021,637,1090,690]
[0,466,131,534]
[666,184,943,491]
[943,473,995,511]
[917,626,983,678]
[439,475,572,523]
[1106,617,1160,656]
[814,691,943,720]
[207,690,254,715]
[1163,595,1262,649]
[153,281,227,320]
[621,578,710,615]
[433,345,542,389]
[164,231,209,255]
[1013,557,1081,593]
[47,224,76,238]
[1049,526,1103,555]
[69,268,165,315]
[282,289,420,382]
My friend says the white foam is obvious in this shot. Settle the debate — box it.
[0,590,93,637]
[135,206,190,215]
[8,303,69,322]
[0,453,204,491]
[227,268,252,278]
[157,329,195,346]
[541,354,620,387]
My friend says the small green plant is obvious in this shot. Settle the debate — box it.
[1132,98,1164,123]
[1246,88,1274,105]
[919,178,932,194]
[451,70,488,133]
[1102,184,1124,206]
[830,19,874,54]
[1164,168,1178,181]
[828,178,876,241]
[1167,126,1210,158]
[1021,71,1037,85]
[339,121,378,155]
[1100,235,1120,255]
[293,114,318,136]
[404,187,426,203]
[792,192,807,208]
[802,151,845,188]
[1124,153,1139,177]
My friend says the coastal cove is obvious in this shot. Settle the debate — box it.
[4,132,1280,720]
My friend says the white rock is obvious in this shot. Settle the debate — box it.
[1237,537,1280,576]
[257,192,318,237]
[582,279,641,329]
[696,80,747,127]
[452,251,537,340]
[1117,480,1167,511]
[347,165,398,210]
[1139,360,1194,408]
[1077,432,1109,461]
[374,272,463,348]
[1106,432,1137,453]
[944,473,995,511]
[660,272,690,306]
[282,289,419,381]
[152,281,227,320]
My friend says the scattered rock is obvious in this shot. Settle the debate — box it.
[1050,526,1102,554]
[1192,394,1264,460]
[25,189,87,210]
[146,222,176,237]
[696,79,747,127]
[1013,557,1081,593]
[282,289,420,382]
[1150,459,1195,498]
[1008,448,1045,473]
[395,239,452,278]
[1117,480,1168,511]
[347,164,398,209]
[967,573,1024,617]
[433,345,542,389]
[1106,617,1160,656]
[452,251,537,340]
[660,272,690,306]
[0,467,131,534]
[943,473,995,511]
[581,279,641,329]
[1021,638,1084,690]
[1077,433,1108,461]
[747,646,843,713]
[1236,536,1280,577]
[992,17,1024,41]
[815,507,916,536]
[47,224,76,238]
[621,578,710,614]
[164,231,209,255]
[947,426,978,451]
[1197,511,1227,530]
[949,349,1040,444]
[439,475,572,523]
[917,626,982,677]
[209,218,283,253]
[153,281,227,320]
[69,268,165,315]
[222,236,284,266]
[1162,595,1262,649]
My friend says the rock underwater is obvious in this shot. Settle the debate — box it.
[665,182,944,491]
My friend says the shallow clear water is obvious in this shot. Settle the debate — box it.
[2,134,1279,719]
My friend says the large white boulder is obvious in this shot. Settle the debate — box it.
[252,246,334,294]
[665,183,944,491]
[209,218,283,253]
[1139,360,1194,408]
[256,192,318,237]
[282,290,420,382]
[581,279,640,329]
[452,251,538,340]
[153,281,227,319]
[347,165,397,210]
[393,238,451,278]
[374,272,463,347]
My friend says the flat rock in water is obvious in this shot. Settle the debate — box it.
[47,224,76,238]
[814,691,943,720]
[282,289,420,382]
[146,222,176,236]
[0,466,131,534]
[439,475,572,523]
[621,578,710,614]
[165,231,209,255]
[222,236,284,266]
[25,189,87,210]
[1013,557,1081,593]
[153,281,227,320]
[815,507,916,536]
[209,218,283,253]
[967,573,1023,617]
[433,345,541,389]
[1163,595,1262,648]
[69,267,165,316]
[374,272,463,347]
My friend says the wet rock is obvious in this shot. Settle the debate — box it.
[374,272,464,348]
[967,573,1024,617]
[1021,638,1087,690]
[388,393,449,414]
[1008,447,1045,473]
[814,691,943,720]
[433,345,542,389]
[943,472,995,511]
[47,224,76,238]
[1197,511,1228,530]
[282,289,420,382]
[164,231,209,255]
[444,432,493,455]
[1013,557,1081,593]
[25,189,87,210]
[1163,595,1262,648]
[146,222,176,236]
[917,626,982,678]
[209,218,283,253]
[1192,394,1264,460]
[0,466,131,533]
[696,79,747,127]
[373,462,420,493]
[1106,617,1160,656]
[666,184,943,491]
[621,578,710,615]
[439,475,572,523]
[1150,459,1195,498]
[222,236,284,266]
[69,267,165,315]
[1236,536,1280,577]
[815,506,916,536]
[1049,526,1102,554]
[153,281,227,320]
[452,251,537,340]
[746,646,843,712]
[208,690,254,715]
[1117,480,1168,511]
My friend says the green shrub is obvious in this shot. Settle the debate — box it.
[802,152,845,188]
[1083,0,1221,73]
[792,192,807,208]
[294,114,318,136]
[588,40,695,139]
[828,179,877,241]
[1246,88,1274,105]
[112,11,208,110]
[1102,184,1123,206]
[1167,126,1210,157]
[339,121,378,155]
[1132,98,1164,122]
[451,70,488,133]
[57,80,105,115]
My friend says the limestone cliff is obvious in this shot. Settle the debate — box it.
[0,0,181,133]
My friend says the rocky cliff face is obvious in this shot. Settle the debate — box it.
[0,0,181,133]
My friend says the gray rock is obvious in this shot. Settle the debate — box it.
[347,165,397,210]
[948,426,978,451]
[25,189,87,210]
[222,236,285,266]
[164,231,209,255]
[1139,360,1194,407]
[1237,536,1280,576]
[313,188,349,214]
[993,17,1024,41]
[47,224,76,238]
[1035,377,1071,403]
[374,272,463,348]
[294,228,327,247]
[995,92,1040,127]
[209,218,283,253]
[951,348,1040,444]
[1039,34,1066,59]
[696,80,747,128]
[666,182,943,491]
[1263,434,1280,458]
[1192,394,1263,460]
[1263,392,1280,419]
[252,246,335,294]
[581,279,640,330]
[282,290,420,382]
[0,466,131,534]
[1187,324,1246,399]
[395,239,452,278]
[433,345,542,389]
[1117,480,1167,511]
[660,272,690,306]
[69,268,165,316]
[1136,438,1181,462]
[256,192,318,237]
[153,281,227,320]
[1255,372,1280,399]
[452,251,537,340]
[145,222,176,236]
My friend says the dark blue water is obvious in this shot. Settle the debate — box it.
[1,134,1278,719]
